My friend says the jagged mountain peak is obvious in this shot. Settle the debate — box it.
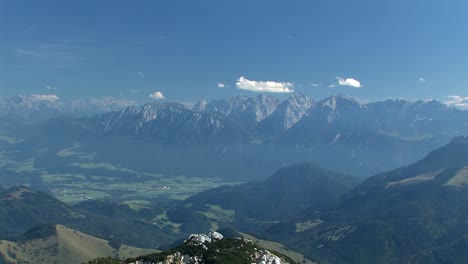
[285,93,314,108]
[0,95,137,122]
[119,101,190,121]
[201,94,281,123]
[258,93,315,131]
[289,92,310,100]
[7,94,59,104]
[193,99,208,112]
[66,97,137,116]
[319,94,363,110]
[0,94,61,115]
[410,99,454,112]
[96,101,249,145]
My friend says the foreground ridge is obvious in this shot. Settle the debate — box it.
[89,232,297,264]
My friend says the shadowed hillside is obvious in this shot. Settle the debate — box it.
[264,136,468,264]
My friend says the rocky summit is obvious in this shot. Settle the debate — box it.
[122,232,296,264]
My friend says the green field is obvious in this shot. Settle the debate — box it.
[199,205,236,231]
[0,145,242,205]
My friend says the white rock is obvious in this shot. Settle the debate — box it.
[188,234,212,244]
[208,231,224,240]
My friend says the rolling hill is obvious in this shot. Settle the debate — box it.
[0,224,158,264]
[0,186,177,249]
[184,163,359,221]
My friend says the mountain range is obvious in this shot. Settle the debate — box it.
[3,93,467,181]
[0,95,136,123]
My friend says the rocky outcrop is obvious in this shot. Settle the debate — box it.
[185,231,224,249]
[127,232,294,264]
[187,233,212,245]
[251,249,285,264]
[207,231,223,241]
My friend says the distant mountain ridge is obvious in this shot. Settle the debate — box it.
[79,94,468,177]
[95,102,248,145]
[0,95,137,122]
[95,94,468,145]
[4,93,465,139]
[195,94,281,125]
[3,93,468,178]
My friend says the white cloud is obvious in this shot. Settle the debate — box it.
[419,77,426,83]
[130,89,140,93]
[236,76,294,93]
[31,94,59,101]
[445,95,468,109]
[310,83,320,87]
[217,83,226,88]
[328,83,337,88]
[337,77,362,88]
[149,91,165,100]
[45,86,57,90]
[137,72,145,77]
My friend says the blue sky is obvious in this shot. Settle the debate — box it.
[1,0,468,104]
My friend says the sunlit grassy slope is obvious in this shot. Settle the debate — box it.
[0,225,158,264]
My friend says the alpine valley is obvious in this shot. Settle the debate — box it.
[1,94,468,263]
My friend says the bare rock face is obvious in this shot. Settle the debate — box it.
[187,234,212,245]
[162,252,202,264]
[207,231,223,241]
[130,253,203,264]
[250,249,286,264]
[186,231,224,246]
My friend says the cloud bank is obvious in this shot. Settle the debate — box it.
[149,91,165,100]
[236,76,294,93]
[445,95,468,109]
